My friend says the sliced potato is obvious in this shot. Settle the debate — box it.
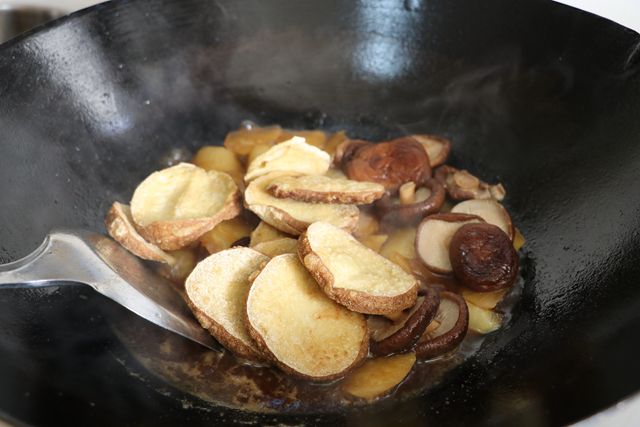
[276,130,328,149]
[249,221,292,247]
[324,168,348,180]
[462,289,508,310]
[199,216,253,254]
[244,137,331,182]
[267,174,384,204]
[186,247,269,361]
[467,302,502,334]
[324,130,349,157]
[130,163,241,250]
[247,143,273,166]
[244,172,359,235]
[379,227,417,260]
[358,234,388,253]
[192,146,244,187]
[252,238,298,257]
[353,209,380,238]
[245,254,368,381]
[157,248,198,286]
[514,228,526,251]
[342,353,416,400]
[224,124,281,156]
[299,222,418,315]
[105,202,174,264]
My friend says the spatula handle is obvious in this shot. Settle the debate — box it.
[0,233,89,287]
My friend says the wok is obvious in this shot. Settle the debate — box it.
[1,0,639,425]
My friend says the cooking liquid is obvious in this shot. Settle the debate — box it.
[112,262,525,413]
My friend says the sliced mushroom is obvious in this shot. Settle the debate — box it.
[368,286,441,356]
[451,199,514,240]
[415,213,484,274]
[334,139,369,166]
[376,179,446,224]
[449,223,519,292]
[435,165,505,201]
[341,137,431,192]
[410,135,451,167]
[414,291,469,359]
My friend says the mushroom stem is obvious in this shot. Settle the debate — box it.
[399,182,417,204]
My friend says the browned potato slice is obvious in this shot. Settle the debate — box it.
[105,202,174,264]
[245,137,331,182]
[267,174,384,204]
[192,146,245,188]
[224,125,282,156]
[185,247,269,361]
[130,163,241,250]
[244,172,359,235]
[249,221,293,247]
[252,238,298,257]
[199,216,253,254]
[342,353,416,400]
[299,222,418,315]
[245,254,368,381]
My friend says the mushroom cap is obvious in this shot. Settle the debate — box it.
[449,223,519,292]
[342,137,431,192]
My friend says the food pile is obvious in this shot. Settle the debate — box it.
[105,123,524,400]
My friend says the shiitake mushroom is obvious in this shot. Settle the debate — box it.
[341,137,431,192]
[376,179,446,224]
[410,135,451,168]
[368,286,440,356]
[415,291,469,359]
[435,165,505,201]
[449,223,519,292]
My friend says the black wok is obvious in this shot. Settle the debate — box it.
[1,0,640,425]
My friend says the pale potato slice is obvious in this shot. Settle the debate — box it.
[244,172,359,235]
[299,222,418,315]
[342,352,416,400]
[462,289,508,310]
[353,209,380,238]
[245,254,368,381]
[130,163,241,250]
[157,248,198,286]
[185,247,269,361]
[224,124,282,157]
[267,174,384,204]
[199,216,253,254]
[244,137,331,182]
[105,202,174,264]
[358,234,388,253]
[379,227,417,260]
[467,302,502,334]
[192,146,245,188]
[252,238,298,257]
[249,221,292,247]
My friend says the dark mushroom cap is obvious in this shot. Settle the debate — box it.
[342,137,431,192]
[369,286,441,356]
[376,179,446,225]
[449,223,519,292]
[414,291,469,359]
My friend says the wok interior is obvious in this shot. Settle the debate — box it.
[0,0,640,425]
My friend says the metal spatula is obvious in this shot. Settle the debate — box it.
[0,230,219,351]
